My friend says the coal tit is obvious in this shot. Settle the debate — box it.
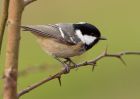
[21,22,106,72]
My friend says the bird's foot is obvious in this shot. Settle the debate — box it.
[55,57,71,73]
[63,64,70,74]
[65,58,78,70]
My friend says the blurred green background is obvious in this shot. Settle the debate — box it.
[0,0,140,99]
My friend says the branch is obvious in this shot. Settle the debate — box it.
[23,0,37,7]
[0,0,10,54]
[3,0,24,99]
[17,51,140,98]
[3,0,36,99]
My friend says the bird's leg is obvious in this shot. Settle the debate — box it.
[65,58,78,69]
[54,57,70,73]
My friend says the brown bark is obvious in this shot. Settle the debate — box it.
[3,0,36,98]
[0,0,10,54]
[3,0,24,99]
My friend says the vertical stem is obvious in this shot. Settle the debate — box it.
[3,0,23,99]
[0,0,10,54]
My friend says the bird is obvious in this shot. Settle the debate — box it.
[21,22,106,72]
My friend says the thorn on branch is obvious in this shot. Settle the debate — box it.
[92,64,96,72]
[104,45,108,55]
[117,56,127,66]
[57,76,62,86]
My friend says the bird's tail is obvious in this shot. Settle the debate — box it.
[20,25,45,37]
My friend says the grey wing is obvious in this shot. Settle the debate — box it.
[56,23,81,44]
[21,24,81,45]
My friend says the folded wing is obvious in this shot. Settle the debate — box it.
[21,24,81,45]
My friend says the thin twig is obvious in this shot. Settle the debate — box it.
[17,51,140,98]
[23,0,37,7]
[0,0,10,54]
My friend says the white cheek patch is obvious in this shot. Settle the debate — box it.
[83,35,97,45]
[75,30,85,43]
[76,29,97,45]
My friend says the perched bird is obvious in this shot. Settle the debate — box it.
[21,22,106,72]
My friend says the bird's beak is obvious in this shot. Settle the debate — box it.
[99,36,107,40]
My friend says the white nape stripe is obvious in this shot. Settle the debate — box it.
[76,29,96,45]
[83,35,96,45]
[75,30,85,43]
[78,22,86,24]
[58,27,65,38]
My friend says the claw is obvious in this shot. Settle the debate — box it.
[55,57,71,73]
[63,64,70,74]
[65,58,78,70]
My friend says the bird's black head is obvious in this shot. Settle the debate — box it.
[73,22,106,50]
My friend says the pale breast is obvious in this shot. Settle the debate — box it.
[37,37,85,58]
